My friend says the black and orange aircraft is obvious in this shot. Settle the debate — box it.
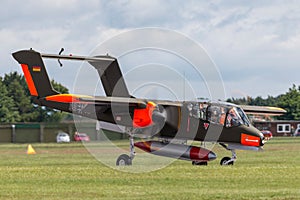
[12,49,286,166]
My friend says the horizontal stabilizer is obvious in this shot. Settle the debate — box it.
[41,53,115,62]
[42,52,131,98]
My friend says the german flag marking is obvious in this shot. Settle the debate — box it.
[32,66,41,72]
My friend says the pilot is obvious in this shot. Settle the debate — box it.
[227,108,240,127]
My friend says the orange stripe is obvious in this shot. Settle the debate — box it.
[21,64,38,96]
[45,94,87,103]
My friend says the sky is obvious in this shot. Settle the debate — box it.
[1,0,300,100]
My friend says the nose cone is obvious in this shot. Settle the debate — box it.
[260,134,266,146]
[208,151,217,161]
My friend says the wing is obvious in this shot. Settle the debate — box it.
[240,105,286,116]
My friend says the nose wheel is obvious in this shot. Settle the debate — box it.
[116,136,135,166]
[219,143,237,165]
[220,156,234,165]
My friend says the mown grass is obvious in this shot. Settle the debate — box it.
[0,137,299,200]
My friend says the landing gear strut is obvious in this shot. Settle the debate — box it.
[219,143,237,165]
[116,135,135,166]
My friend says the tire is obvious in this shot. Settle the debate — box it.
[220,157,234,165]
[116,154,132,166]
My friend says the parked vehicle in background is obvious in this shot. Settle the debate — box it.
[74,132,90,142]
[261,130,273,140]
[294,129,300,137]
[56,132,70,143]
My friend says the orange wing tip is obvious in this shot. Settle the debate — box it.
[147,101,156,107]
[45,94,93,103]
[241,133,260,147]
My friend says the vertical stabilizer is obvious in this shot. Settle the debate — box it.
[12,50,58,98]
[88,58,131,98]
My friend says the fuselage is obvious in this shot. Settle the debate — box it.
[37,97,264,147]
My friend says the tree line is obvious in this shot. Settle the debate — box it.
[227,84,300,120]
[0,72,69,123]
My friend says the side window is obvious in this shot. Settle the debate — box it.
[187,103,200,119]
[277,124,290,133]
[207,106,217,123]
[187,103,208,120]
[285,125,290,132]
[207,105,226,125]
[277,125,283,132]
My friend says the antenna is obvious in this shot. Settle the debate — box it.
[58,48,64,67]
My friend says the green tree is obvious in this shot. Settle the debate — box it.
[0,77,20,122]
[1,72,70,123]
[4,72,34,121]
[277,84,300,120]
[51,80,69,94]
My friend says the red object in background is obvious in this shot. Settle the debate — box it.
[74,133,90,142]
[261,130,273,139]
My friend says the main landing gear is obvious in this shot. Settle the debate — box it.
[219,143,237,165]
[116,136,135,166]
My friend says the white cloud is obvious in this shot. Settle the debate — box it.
[278,34,300,49]
[1,0,300,99]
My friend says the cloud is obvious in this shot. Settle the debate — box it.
[1,0,300,99]
[173,1,300,97]
[98,0,181,28]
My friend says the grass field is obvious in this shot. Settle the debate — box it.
[0,137,299,200]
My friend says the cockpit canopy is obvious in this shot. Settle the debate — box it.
[187,102,250,127]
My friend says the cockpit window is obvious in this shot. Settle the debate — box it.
[207,105,227,125]
[187,102,250,127]
[226,107,250,127]
[236,107,250,126]
[187,103,208,120]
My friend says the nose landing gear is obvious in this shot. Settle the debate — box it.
[219,143,237,165]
